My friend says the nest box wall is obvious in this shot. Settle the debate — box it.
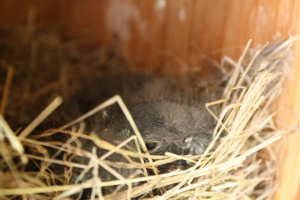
[0,0,300,199]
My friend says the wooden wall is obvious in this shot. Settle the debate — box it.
[1,0,300,199]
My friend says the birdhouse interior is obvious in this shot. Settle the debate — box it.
[0,1,300,200]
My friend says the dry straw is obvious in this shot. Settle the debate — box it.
[0,20,298,199]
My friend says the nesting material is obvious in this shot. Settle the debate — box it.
[0,22,298,200]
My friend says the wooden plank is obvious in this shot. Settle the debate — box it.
[275,1,300,198]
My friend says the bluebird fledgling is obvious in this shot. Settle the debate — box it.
[77,73,217,156]
[45,72,219,198]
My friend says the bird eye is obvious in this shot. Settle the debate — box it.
[146,142,157,151]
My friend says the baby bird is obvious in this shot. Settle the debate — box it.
[83,74,216,155]
[44,72,219,198]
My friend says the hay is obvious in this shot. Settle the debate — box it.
[0,19,298,200]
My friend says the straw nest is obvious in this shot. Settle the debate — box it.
[0,20,298,200]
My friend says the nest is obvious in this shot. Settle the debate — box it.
[0,20,298,200]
